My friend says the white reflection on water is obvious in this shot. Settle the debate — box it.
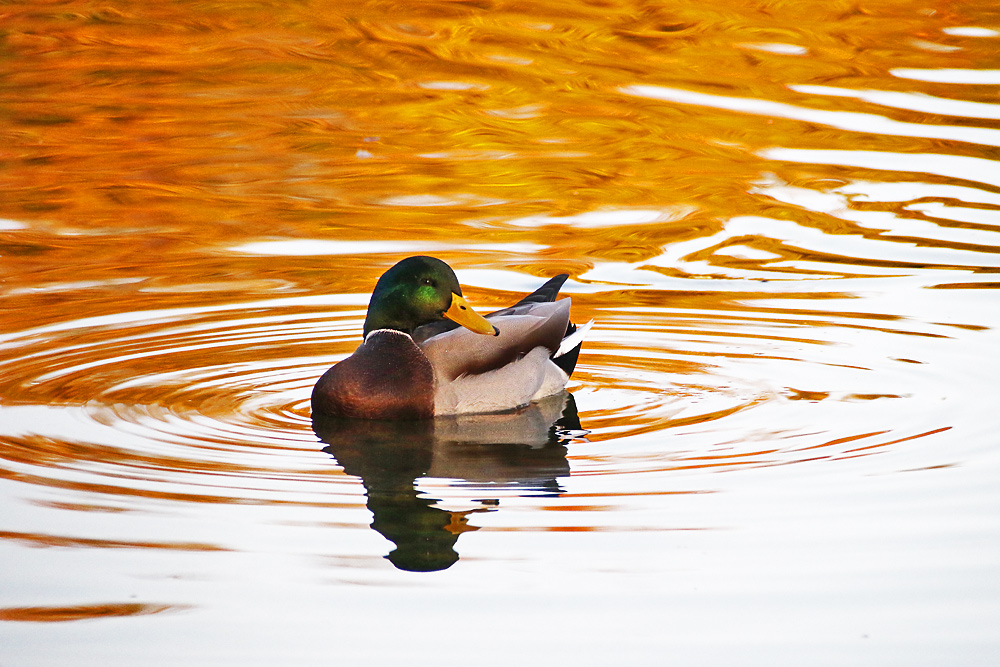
[621,84,1000,147]
[906,202,1000,226]
[942,26,1000,37]
[837,181,1000,207]
[0,218,27,230]
[754,178,1000,254]
[761,148,1000,190]
[789,85,1000,120]
[737,42,809,55]
[891,68,1000,84]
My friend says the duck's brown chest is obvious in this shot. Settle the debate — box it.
[311,331,435,421]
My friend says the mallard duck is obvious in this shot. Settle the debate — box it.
[311,256,590,420]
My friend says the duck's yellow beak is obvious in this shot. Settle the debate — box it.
[444,294,499,336]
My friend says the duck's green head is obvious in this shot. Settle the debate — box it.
[363,256,497,337]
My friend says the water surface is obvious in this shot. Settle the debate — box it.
[1,1,999,664]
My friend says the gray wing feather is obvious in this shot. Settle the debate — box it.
[419,300,571,382]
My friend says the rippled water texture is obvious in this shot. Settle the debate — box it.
[2,1,999,664]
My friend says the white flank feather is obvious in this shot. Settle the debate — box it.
[555,319,594,358]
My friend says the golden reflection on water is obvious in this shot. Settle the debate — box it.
[1,0,999,657]
[2,0,995,242]
[0,602,184,622]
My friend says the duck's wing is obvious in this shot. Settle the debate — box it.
[419,300,571,382]
[411,274,570,345]
[497,273,588,377]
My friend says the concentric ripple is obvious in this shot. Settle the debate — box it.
[0,297,366,509]
[0,250,989,515]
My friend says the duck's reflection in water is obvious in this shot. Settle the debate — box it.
[313,392,584,572]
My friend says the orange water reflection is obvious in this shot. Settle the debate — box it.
[0,602,185,622]
[3,0,996,242]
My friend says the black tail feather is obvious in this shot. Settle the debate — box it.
[512,274,569,306]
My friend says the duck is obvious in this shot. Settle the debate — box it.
[311,256,591,420]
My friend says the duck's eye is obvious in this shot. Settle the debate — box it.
[420,277,435,287]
